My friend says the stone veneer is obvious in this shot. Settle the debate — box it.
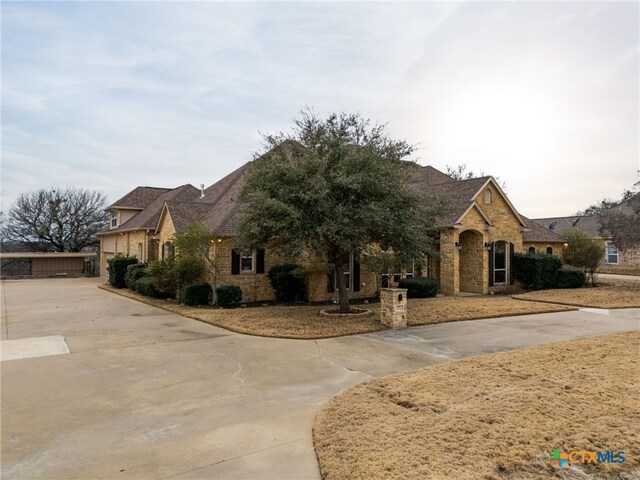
[440,183,525,296]
[379,288,407,329]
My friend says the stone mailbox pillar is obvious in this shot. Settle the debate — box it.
[380,288,408,329]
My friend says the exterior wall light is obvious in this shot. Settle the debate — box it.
[484,242,492,250]
[455,242,462,251]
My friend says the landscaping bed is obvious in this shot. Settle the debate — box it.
[99,284,576,339]
[313,331,639,480]
[513,278,640,308]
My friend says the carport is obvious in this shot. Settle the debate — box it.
[0,252,97,278]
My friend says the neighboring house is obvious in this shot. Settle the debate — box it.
[97,185,201,277]
[102,160,570,300]
[533,194,640,272]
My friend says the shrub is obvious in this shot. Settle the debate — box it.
[180,283,212,306]
[146,259,177,297]
[216,285,242,308]
[398,277,438,298]
[135,276,168,299]
[268,264,308,302]
[173,254,207,290]
[513,253,562,290]
[125,263,147,290]
[107,256,138,288]
[145,255,206,299]
[555,265,586,289]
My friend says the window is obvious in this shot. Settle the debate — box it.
[528,246,536,254]
[164,242,174,261]
[137,243,143,260]
[232,248,265,275]
[484,188,492,204]
[381,274,389,288]
[607,243,618,264]
[546,247,553,255]
[393,273,402,284]
[241,250,253,272]
[493,241,507,284]
[110,211,118,228]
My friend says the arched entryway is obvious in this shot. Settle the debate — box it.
[458,229,484,293]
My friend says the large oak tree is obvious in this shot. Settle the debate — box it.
[236,109,444,312]
[2,187,108,252]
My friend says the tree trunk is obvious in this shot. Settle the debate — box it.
[333,252,351,313]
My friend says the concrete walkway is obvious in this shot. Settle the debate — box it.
[598,273,640,282]
[1,278,638,480]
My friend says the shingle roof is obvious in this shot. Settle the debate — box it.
[532,215,601,237]
[146,164,252,237]
[99,184,200,235]
[108,186,171,210]
[521,216,566,243]
[408,169,493,226]
[163,202,213,233]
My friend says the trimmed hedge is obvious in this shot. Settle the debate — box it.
[513,253,562,290]
[107,257,138,288]
[216,285,242,308]
[398,277,438,298]
[126,263,147,290]
[135,277,167,298]
[268,264,308,302]
[180,283,212,306]
[556,265,586,289]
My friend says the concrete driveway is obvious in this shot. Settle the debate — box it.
[1,278,638,480]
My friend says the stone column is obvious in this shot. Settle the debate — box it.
[380,288,408,329]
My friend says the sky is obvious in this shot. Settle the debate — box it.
[2,1,639,218]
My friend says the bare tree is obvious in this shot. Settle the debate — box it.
[2,188,108,252]
[446,164,507,189]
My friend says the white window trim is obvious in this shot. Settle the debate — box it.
[606,242,619,265]
[241,250,254,273]
[493,240,508,285]
[110,211,118,228]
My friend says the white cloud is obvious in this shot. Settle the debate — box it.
[1,1,638,219]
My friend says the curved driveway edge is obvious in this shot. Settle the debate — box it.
[1,278,638,479]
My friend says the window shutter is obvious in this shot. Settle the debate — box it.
[256,248,265,274]
[231,249,240,275]
[488,242,494,287]
[353,253,361,292]
[509,243,515,285]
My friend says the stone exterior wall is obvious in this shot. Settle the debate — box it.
[379,288,407,329]
[523,242,565,257]
[458,229,484,293]
[156,211,177,259]
[215,238,277,302]
[440,184,525,295]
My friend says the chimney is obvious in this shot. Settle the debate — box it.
[200,184,205,198]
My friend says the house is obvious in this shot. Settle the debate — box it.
[97,184,201,276]
[101,160,568,300]
[533,194,640,272]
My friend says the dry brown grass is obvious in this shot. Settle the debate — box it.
[513,278,640,309]
[98,284,385,338]
[99,285,575,339]
[408,296,574,326]
[314,331,640,480]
